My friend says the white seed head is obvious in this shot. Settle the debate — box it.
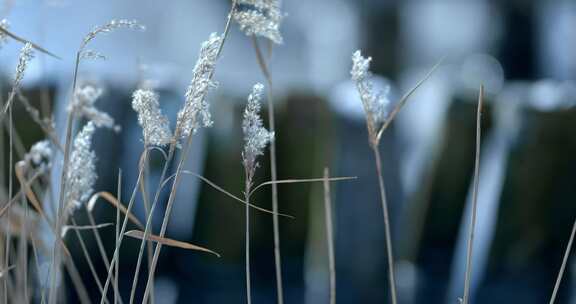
[65,122,97,216]
[351,50,390,125]
[0,19,10,48]
[176,33,222,138]
[234,0,283,44]
[69,84,119,131]
[132,89,173,146]
[13,43,34,91]
[351,50,371,82]
[80,19,145,52]
[24,140,52,170]
[242,83,274,172]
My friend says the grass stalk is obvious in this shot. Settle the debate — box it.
[245,179,252,304]
[371,143,397,304]
[84,207,123,302]
[139,2,237,302]
[323,168,336,304]
[462,85,484,304]
[548,217,576,304]
[115,170,122,304]
[70,218,110,304]
[99,150,149,304]
[128,146,175,304]
[48,50,81,304]
[140,163,155,303]
[140,134,193,303]
[251,35,284,304]
[5,90,14,304]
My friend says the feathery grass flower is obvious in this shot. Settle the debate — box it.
[1,42,34,117]
[64,122,97,216]
[234,0,283,44]
[69,84,119,131]
[351,50,391,127]
[80,19,145,53]
[24,140,53,171]
[132,89,172,146]
[242,83,274,176]
[14,42,34,90]
[176,33,222,138]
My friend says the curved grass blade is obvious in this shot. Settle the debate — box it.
[125,230,220,257]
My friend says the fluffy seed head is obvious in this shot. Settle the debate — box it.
[13,43,34,90]
[234,0,283,44]
[69,84,119,131]
[242,83,274,174]
[132,89,173,146]
[80,19,145,52]
[65,122,97,216]
[176,33,222,138]
[24,140,53,171]
[351,50,390,125]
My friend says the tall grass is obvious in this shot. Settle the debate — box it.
[351,50,441,304]
[462,85,484,304]
[1,3,574,304]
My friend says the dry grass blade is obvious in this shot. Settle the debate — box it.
[376,56,445,142]
[86,191,144,229]
[163,170,295,218]
[14,162,45,219]
[462,85,484,304]
[548,217,576,304]
[0,27,61,59]
[125,230,221,257]
[0,169,41,218]
[249,176,357,196]
[61,223,113,238]
[14,163,74,258]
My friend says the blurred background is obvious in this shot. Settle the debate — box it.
[1,0,576,303]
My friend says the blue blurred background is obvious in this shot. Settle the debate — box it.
[2,0,576,303]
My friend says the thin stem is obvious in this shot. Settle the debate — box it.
[5,93,14,304]
[99,150,149,304]
[129,145,175,304]
[84,208,123,303]
[115,170,122,304]
[371,145,397,304]
[462,85,484,304]
[245,181,252,304]
[48,113,73,304]
[140,135,193,304]
[70,218,110,304]
[323,168,336,304]
[48,51,81,304]
[18,178,28,304]
[140,2,238,302]
[251,36,283,303]
[141,168,155,304]
[548,217,576,304]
